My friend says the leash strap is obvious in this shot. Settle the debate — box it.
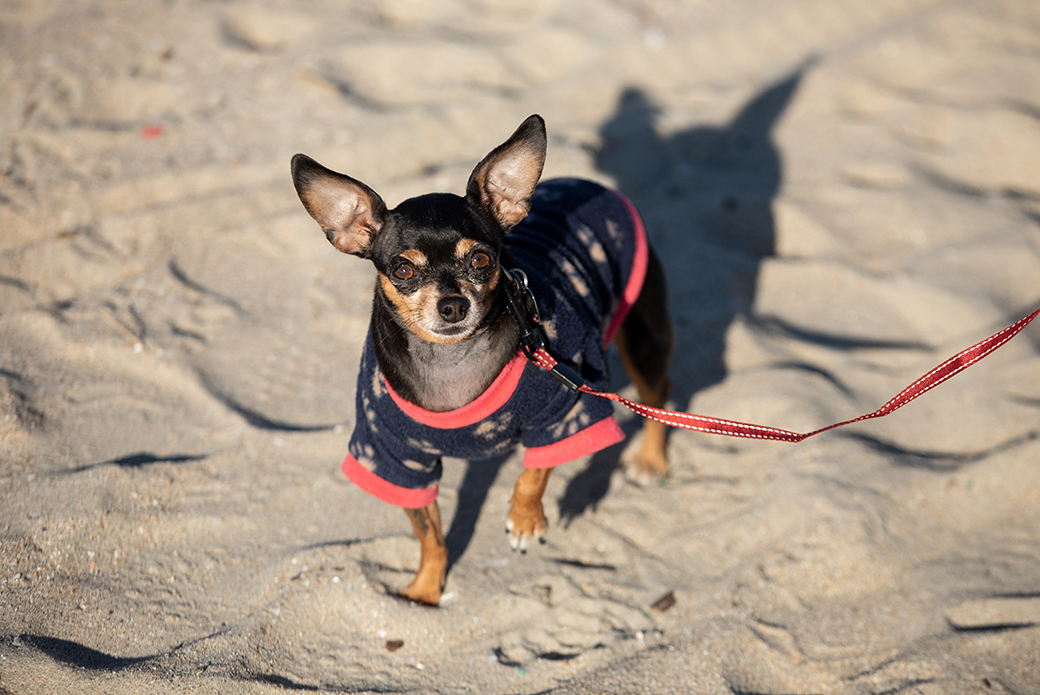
[503,263,1040,442]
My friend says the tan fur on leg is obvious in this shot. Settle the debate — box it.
[400,502,447,606]
[614,327,672,485]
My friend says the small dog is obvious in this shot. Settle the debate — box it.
[291,115,673,605]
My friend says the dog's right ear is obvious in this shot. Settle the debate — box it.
[466,115,547,232]
[291,154,387,257]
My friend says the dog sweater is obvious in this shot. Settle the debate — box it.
[342,178,648,508]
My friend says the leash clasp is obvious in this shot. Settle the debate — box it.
[501,268,545,359]
[544,361,585,392]
[501,267,586,392]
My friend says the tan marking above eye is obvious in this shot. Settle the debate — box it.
[391,249,427,281]
[400,249,428,266]
[454,239,493,272]
[454,239,478,260]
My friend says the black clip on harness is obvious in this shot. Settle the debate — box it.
[500,267,586,393]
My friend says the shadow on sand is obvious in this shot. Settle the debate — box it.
[559,65,809,523]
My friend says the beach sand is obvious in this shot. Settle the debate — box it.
[2,0,1039,692]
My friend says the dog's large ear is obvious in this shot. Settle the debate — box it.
[291,154,387,257]
[466,115,546,231]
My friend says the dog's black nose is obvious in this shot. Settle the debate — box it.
[437,296,470,323]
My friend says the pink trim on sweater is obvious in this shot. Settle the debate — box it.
[522,416,625,469]
[342,455,439,509]
[383,353,528,429]
[603,191,649,347]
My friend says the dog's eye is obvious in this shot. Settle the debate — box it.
[393,264,414,280]
[470,252,491,270]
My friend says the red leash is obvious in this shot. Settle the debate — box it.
[526,301,1040,442]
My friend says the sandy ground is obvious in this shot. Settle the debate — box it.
[2,0,1040,693]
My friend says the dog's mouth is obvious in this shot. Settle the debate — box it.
[411,301,488,344]
[414,323,479,344]
[424,325,473,341]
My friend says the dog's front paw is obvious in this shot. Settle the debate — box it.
[505,501,547,553]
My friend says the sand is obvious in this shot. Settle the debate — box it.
[2,0,1040,693]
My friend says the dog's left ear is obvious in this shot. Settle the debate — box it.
[466,115,547,231]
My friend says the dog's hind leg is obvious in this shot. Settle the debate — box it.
[400,502,447,606]
[614,246,674,485]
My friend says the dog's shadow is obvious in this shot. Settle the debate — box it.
[441,66,809,568]
[557,65,809,524]
[444,454,510,571]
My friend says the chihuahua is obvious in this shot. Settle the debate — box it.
[291,115,673,606]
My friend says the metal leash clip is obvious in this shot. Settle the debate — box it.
[501,267,544,359]
[501,267,586,392]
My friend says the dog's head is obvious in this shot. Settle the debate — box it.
[291,115,546,344]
